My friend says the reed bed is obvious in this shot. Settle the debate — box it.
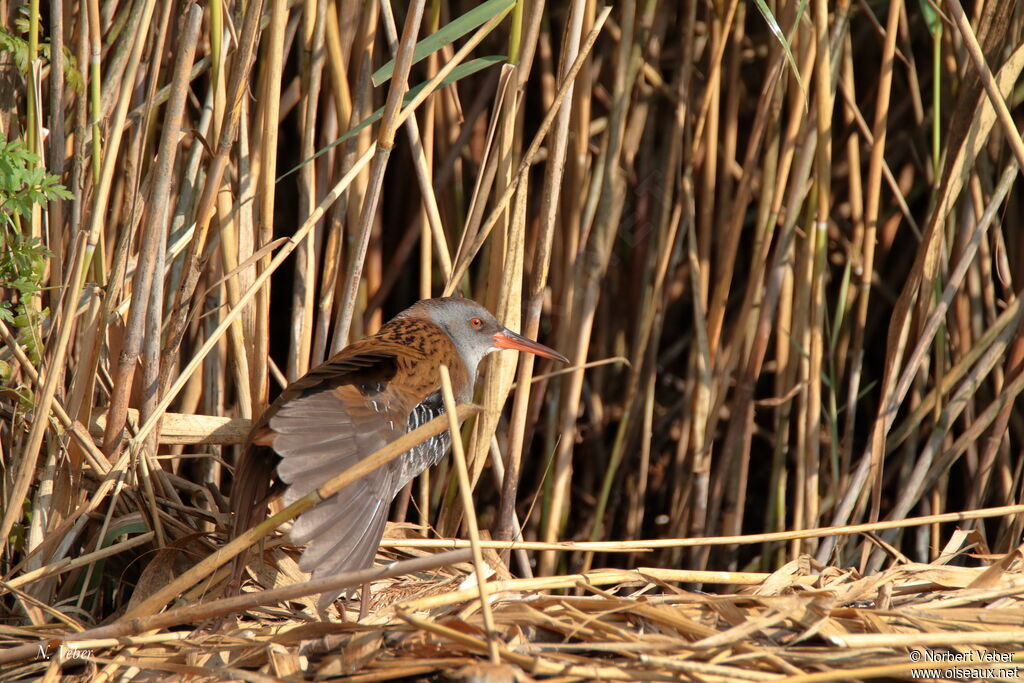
[2,0,1024,678]
[1,524,1023,680]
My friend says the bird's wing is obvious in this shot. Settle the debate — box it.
[229,349,399,539]
[258,345,433,609]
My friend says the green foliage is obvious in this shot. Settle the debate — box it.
[372,0,515,86]
[749,0,807,103]
[919,0,942,37]
[0,136,73,219]
[0,7,83,93]
[0,134,70,364]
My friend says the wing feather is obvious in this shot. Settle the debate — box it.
[256,347,435,605]
[231,329,466,609]
[294,469,396,610]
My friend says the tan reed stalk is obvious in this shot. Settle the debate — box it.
[160,0,267,390]
[844,0,902,540]
[309,0,353,367]
[252,0,288,414]
[837,30,864,485]
[439,365,500,663]
[446,0,543,539]
[288,0,329,381]
[540,0,634,576]
[216,188,254,421]
[801,0,835,549]
[499,0,587,557]
[378,1,453,283]
[92,0,160,456]
[334,1,427,348]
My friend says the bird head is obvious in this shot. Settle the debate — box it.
[400,297,569,378]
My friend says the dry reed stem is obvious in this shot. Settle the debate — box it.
[438,364,499,663]
[334,0,426,348]
[442,6,612,295]
[501,0,588,552]
[378,503,1024,553]
[129,144,377,449]
[944,0,1024,173]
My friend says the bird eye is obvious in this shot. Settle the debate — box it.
[470,317,483,328]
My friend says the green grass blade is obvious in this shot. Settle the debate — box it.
[372,0,514,86]
[750,0,807,102]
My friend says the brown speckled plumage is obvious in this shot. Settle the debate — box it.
[230,298,567,610]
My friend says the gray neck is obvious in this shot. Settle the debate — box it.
[447,333,488,400]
